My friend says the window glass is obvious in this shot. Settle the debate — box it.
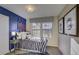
[32,30,40,38]
[42,22,52,29]
[31,23,41,29]
[31,22,52,40]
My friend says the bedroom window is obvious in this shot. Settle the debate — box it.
[31,22,52,40]
[42,22,52,40]
[31,23,41,39]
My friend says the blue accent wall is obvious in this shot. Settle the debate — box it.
[0,6,26,50]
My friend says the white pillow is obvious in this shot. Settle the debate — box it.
[16,32,22,39]
[21,32,26,40]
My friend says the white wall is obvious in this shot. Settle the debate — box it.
[0,14,9,54]
[59,34,71,54]
[58,4,76,19]
[57,4,76,54]
[47,17,58,47]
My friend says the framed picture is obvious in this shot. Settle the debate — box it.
[58,18,64,34]
[64,7,77,35]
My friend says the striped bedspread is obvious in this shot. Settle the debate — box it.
[21,39,48,53]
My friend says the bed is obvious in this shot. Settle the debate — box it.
[16,32,48,53]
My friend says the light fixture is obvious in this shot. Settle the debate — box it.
[25,5,35,12]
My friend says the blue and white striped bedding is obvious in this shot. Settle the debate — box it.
[21,39,48,53]
[16,32,48,53]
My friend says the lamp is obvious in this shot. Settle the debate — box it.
[11,32,16,40]
[11,32,16,36]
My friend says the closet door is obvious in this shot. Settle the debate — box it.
[0,14,9,54]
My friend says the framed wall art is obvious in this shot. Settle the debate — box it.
[64,7,77,35]
[64,5,79,37]
[58,18,64,34]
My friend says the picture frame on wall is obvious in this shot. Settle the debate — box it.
[64,7,77,35]
[58,18,64,34]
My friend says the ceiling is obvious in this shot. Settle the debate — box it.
[0,4,65,19]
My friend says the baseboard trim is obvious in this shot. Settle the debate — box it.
[47,46,58,48]
[47,45,58,47]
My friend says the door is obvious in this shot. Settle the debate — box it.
[0,14,9,54]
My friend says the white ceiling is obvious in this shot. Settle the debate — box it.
[0,4,65,19]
